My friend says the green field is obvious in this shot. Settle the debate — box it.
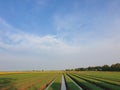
[0,71,120,90]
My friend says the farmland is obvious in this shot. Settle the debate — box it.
[0,71,120,90]
[0,72,59,90]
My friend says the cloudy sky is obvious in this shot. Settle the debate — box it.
[0,0,120,71]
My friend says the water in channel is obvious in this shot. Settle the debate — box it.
[61,75,66,90]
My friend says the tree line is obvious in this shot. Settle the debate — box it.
[66,63,120,71]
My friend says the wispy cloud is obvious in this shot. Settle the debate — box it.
[0,18,78,54]
[0,18,82,70]
[54,5,120,45]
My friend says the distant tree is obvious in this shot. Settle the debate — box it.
[65,69,71,71]
[94,66,102,71]
[66,63,120,72]
[88,66,95,71]
[111,63,120,71]
[102,65,110,71]
[75,68,80,71]
[80,68,88,71]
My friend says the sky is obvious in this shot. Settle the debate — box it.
[0,0,120,71]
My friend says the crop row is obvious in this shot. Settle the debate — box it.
[64,74,81,90]
[47,74,62,90]
[46,74,82,90]
[78,74,120,86]
[67,73,120,90]
[75,71,120,82]
[67,74,103,90]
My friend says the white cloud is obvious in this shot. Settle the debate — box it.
[0,18,79,54]
[0,18,82,70]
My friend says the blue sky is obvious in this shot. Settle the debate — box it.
[0,0,120,70]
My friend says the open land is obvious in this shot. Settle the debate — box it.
[0,71,120,90]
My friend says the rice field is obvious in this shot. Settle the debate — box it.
[0,71,120,90]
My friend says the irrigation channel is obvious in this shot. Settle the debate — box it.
[61,75,66,90]
[46,74,82,90]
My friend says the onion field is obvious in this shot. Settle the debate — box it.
[66,71,120,90]
[0,71,120,90]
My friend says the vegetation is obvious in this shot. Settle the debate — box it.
[72,74,120,90]
[47,74,62,90]
[66,63,120,71]
[0,68,120,90]
[64,74,80,90]
[67,74,103,90]
[65,71,120,90]
[0,72,58,90]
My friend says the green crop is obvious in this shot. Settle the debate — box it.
[47,74,62,90]
[64,74,80,90]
